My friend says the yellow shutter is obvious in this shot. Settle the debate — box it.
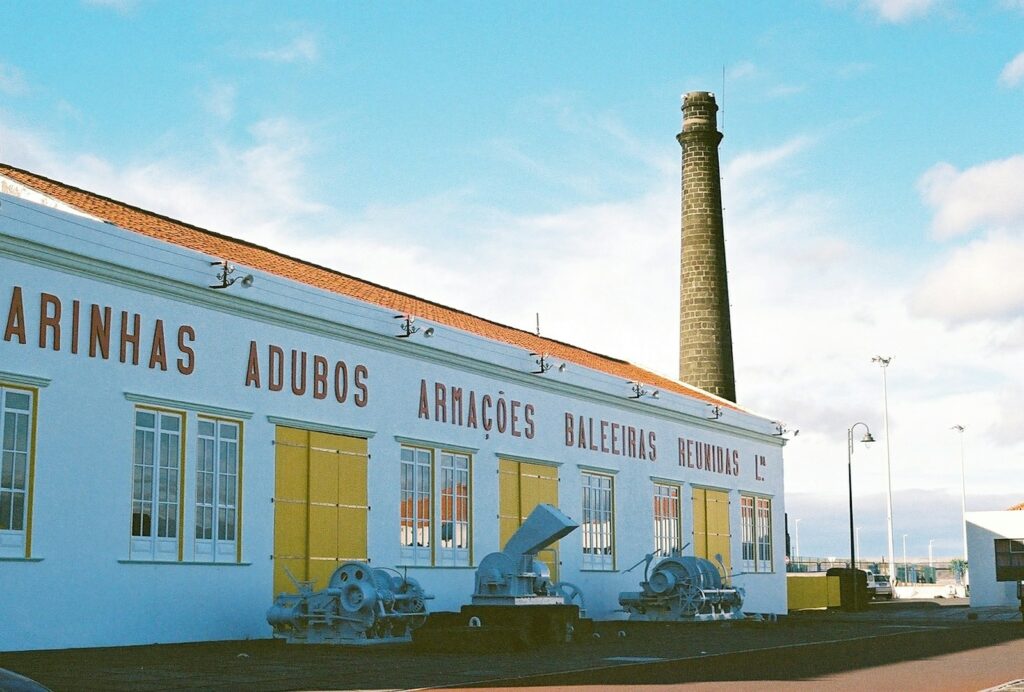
[706,489,732,577]
[273,426,368,596]
[692,487,708,558]
[497,459,560,581]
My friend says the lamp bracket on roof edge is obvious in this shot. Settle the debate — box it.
[209,259,253,290]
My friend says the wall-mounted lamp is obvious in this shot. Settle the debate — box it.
[394,314,420,338]
[394,315,435,339]
[208,260,253,289]
[531,352,553,374]
[708,404,723,420]
[629,381,659,400]
[530,353,566,375]
[773,422,799,436]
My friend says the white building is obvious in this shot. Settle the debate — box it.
[0,163,787,651]
[966,506,1024,608]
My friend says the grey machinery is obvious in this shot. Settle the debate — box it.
[267,561,432,644]
[473,502,581,605]
[619,550,745,621]
[413,503,589,650]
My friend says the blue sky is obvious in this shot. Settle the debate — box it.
[2,0,1023,561]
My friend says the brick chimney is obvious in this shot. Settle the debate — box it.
[677,91,736,402]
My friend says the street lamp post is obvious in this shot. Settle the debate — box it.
[848,422,876,570]
[952,425,968,560]
[928,539,934,568]
[872,356,896,579]
[794,518,803,562]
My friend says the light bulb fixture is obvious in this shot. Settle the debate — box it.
[531,352,553,374]
[558,362,567,373]
[423,327,435,338]
[240,274,255,288]
[209,260,239,289]
[394,314,419,338]
[651,390,660,399]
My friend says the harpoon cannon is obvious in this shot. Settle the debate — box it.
[413,503,590,651]
[473,502,579,605]
[267,561,432,644]
[619,550,744,621]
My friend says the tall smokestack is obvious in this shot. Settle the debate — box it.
[677,91,736,402]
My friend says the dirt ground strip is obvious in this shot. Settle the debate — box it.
[2,602,1022,691]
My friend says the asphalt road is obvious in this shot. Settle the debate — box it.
[1,601,1021,691]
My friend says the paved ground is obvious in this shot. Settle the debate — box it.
[1,600,1021,691]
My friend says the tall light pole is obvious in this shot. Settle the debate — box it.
[848,422,875,570]
[873,355,896,578]
[952,425,968,560]
[794,518,803,562]
[928,539,934,568]
[856,527,862,564]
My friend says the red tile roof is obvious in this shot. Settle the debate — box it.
[0,162,737,410]
[1010,502,1024,511]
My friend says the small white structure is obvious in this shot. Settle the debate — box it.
[965,507,1024,608]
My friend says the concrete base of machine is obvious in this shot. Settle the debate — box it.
[471,595,567,606]
[273,633,414,646]
[412,604,593,652]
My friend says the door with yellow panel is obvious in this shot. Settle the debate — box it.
[498,459,560,581]
[273,426,368,595]
[692,487,732,577]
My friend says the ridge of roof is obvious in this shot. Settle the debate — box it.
[0,162,739,412]
[0,163,631,366]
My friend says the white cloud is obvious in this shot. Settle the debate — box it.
[5,109,1024,526]
[256,34,319,64]
[911,232,1024,322]
[0,62,27,95]
[723,135,814,181]
[918,155,1024,239]
[83,0,139,13]
[999,51,1024,88]
[766,83,806,98]
[727,61,758,80]
[200,82,237,121]
[861,0,939,22]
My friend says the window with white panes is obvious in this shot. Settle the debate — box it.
[741,494,773,573]
[400,446,432,565]
[194,418,240,562]
[0,386,34,558]
[653,483,682,556]
[438,451,470,566]
[581,471,614,570]
[756,497,772,570]
[399,445,473,567]
[130,409,182,560]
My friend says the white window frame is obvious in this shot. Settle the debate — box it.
[653,482,682,556]
[581,471,614,570]
[756,496,773,571]
[400,446,433,565]
[741,494,773,573]
[0,386,34,558]
[437,451,471,567]
[399,444,473,567]
[130,408,183,561]
[194,417,241,563]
